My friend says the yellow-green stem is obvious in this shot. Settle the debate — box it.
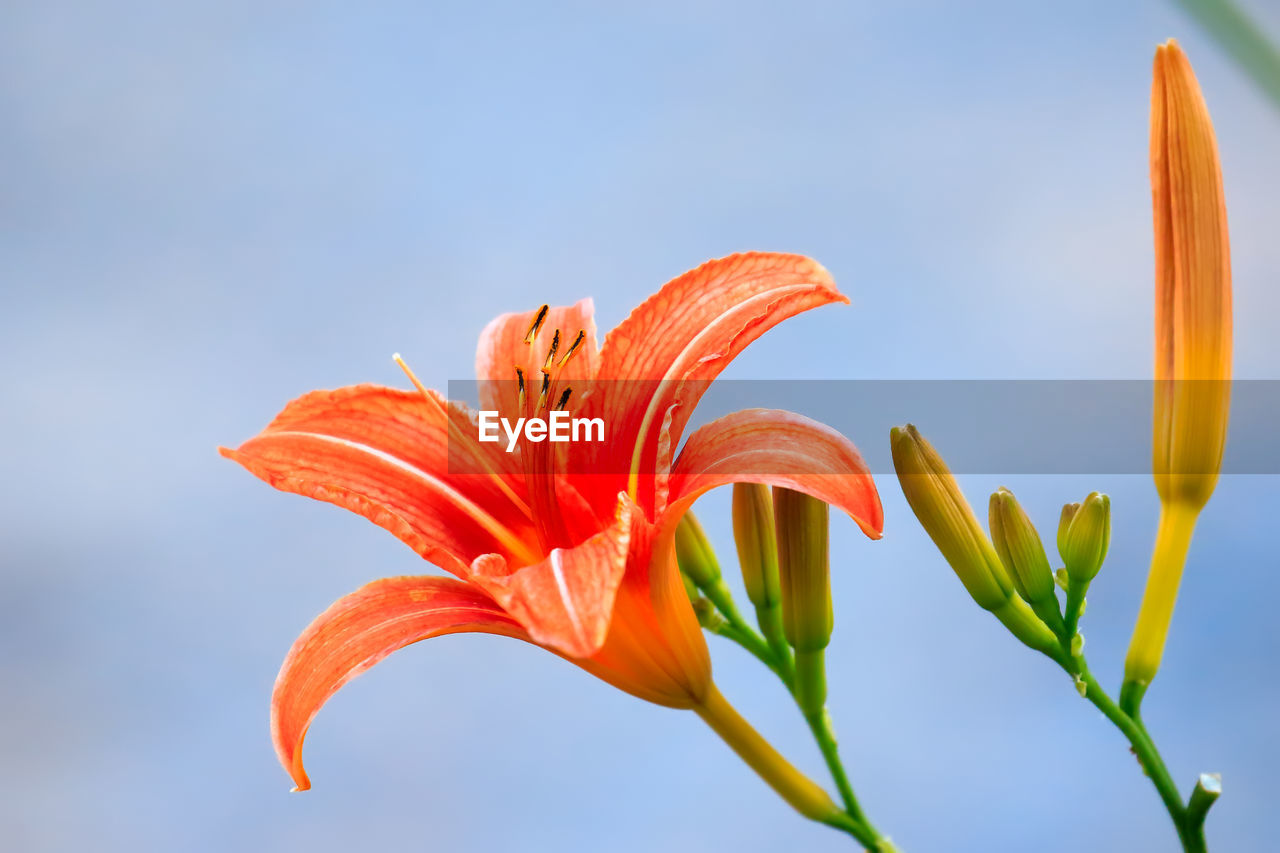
[1123,502,1200,711]
[694,684,883,849]
[694,683,841,823]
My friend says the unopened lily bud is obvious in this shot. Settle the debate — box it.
[732,483,792,667]
[691,597,726,632]
[1062,492,1111,584]
[774,487,832,716]
[675,512,722,590]
[1149,41,1231,513]
[732,483,780,611]
[989,488,1056,606]
[1124,39,1233,705]
[774,488,832,653]
[890,425,1012,609]
[891,425,1058,656]
[1057,502,1080,564]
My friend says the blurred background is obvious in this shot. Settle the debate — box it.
[3,1,1277,850]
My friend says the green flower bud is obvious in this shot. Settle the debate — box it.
[773,488,832,653]
[732,483,792,669]
[1057,502,1081,564]
[890,425,1013,609]
[774,487,832,716]
[675,512,722,589]
[989,487,1056,606]
[692,597,726,631]
[1062,492,1111,583]
[732,483,780,610]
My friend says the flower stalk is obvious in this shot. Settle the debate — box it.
[693,684,844,824]
[696,489,893,849]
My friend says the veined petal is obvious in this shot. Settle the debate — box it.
[221,385,539,575]
[475,298,600,419]
[271,575,529,791]
[468,496,635,659]
[585,253,846,512]
[664,408,883,539]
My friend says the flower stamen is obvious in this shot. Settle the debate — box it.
[543,329,562,371]
[536,370,552,413]
[559,330,586,367]
[523,304,550,344]
[393,353,532,520]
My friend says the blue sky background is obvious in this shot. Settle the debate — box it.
[3,1,1278,851]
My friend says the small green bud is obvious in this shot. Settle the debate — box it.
[1074,674,1088,697]
[692,597,726,631]
[732,483,780,610]
[1062,492,1111,583]
[675,512,722,589]
[989,487,1057,606]
[1054,568,1069,591]
[773,488,833,652]
[1057,502,1081,563]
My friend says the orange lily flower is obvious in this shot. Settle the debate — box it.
[222,252,883,808]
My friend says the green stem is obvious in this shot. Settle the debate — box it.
[820,812,891,851]
[711,621,792,686]
[694,686,883,849]
[708,617,888,848]
[1068,657,1208,851]
[1063,577,1088,642]
[806,709,876,835]
[756,602,796,682]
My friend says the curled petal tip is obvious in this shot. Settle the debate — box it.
[858,521,884,541]
[285,754,312,792]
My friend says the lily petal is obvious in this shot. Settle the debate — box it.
[665,408,883,539]
[577,495,712,708]
[587,253,847,511]
[220,385,538,575]
[475,298,600,418]
[468,496,635,659]
[271,575,528,791]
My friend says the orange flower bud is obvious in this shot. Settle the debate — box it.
[1149,39,1232,510]
[1125,40,1233,699]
